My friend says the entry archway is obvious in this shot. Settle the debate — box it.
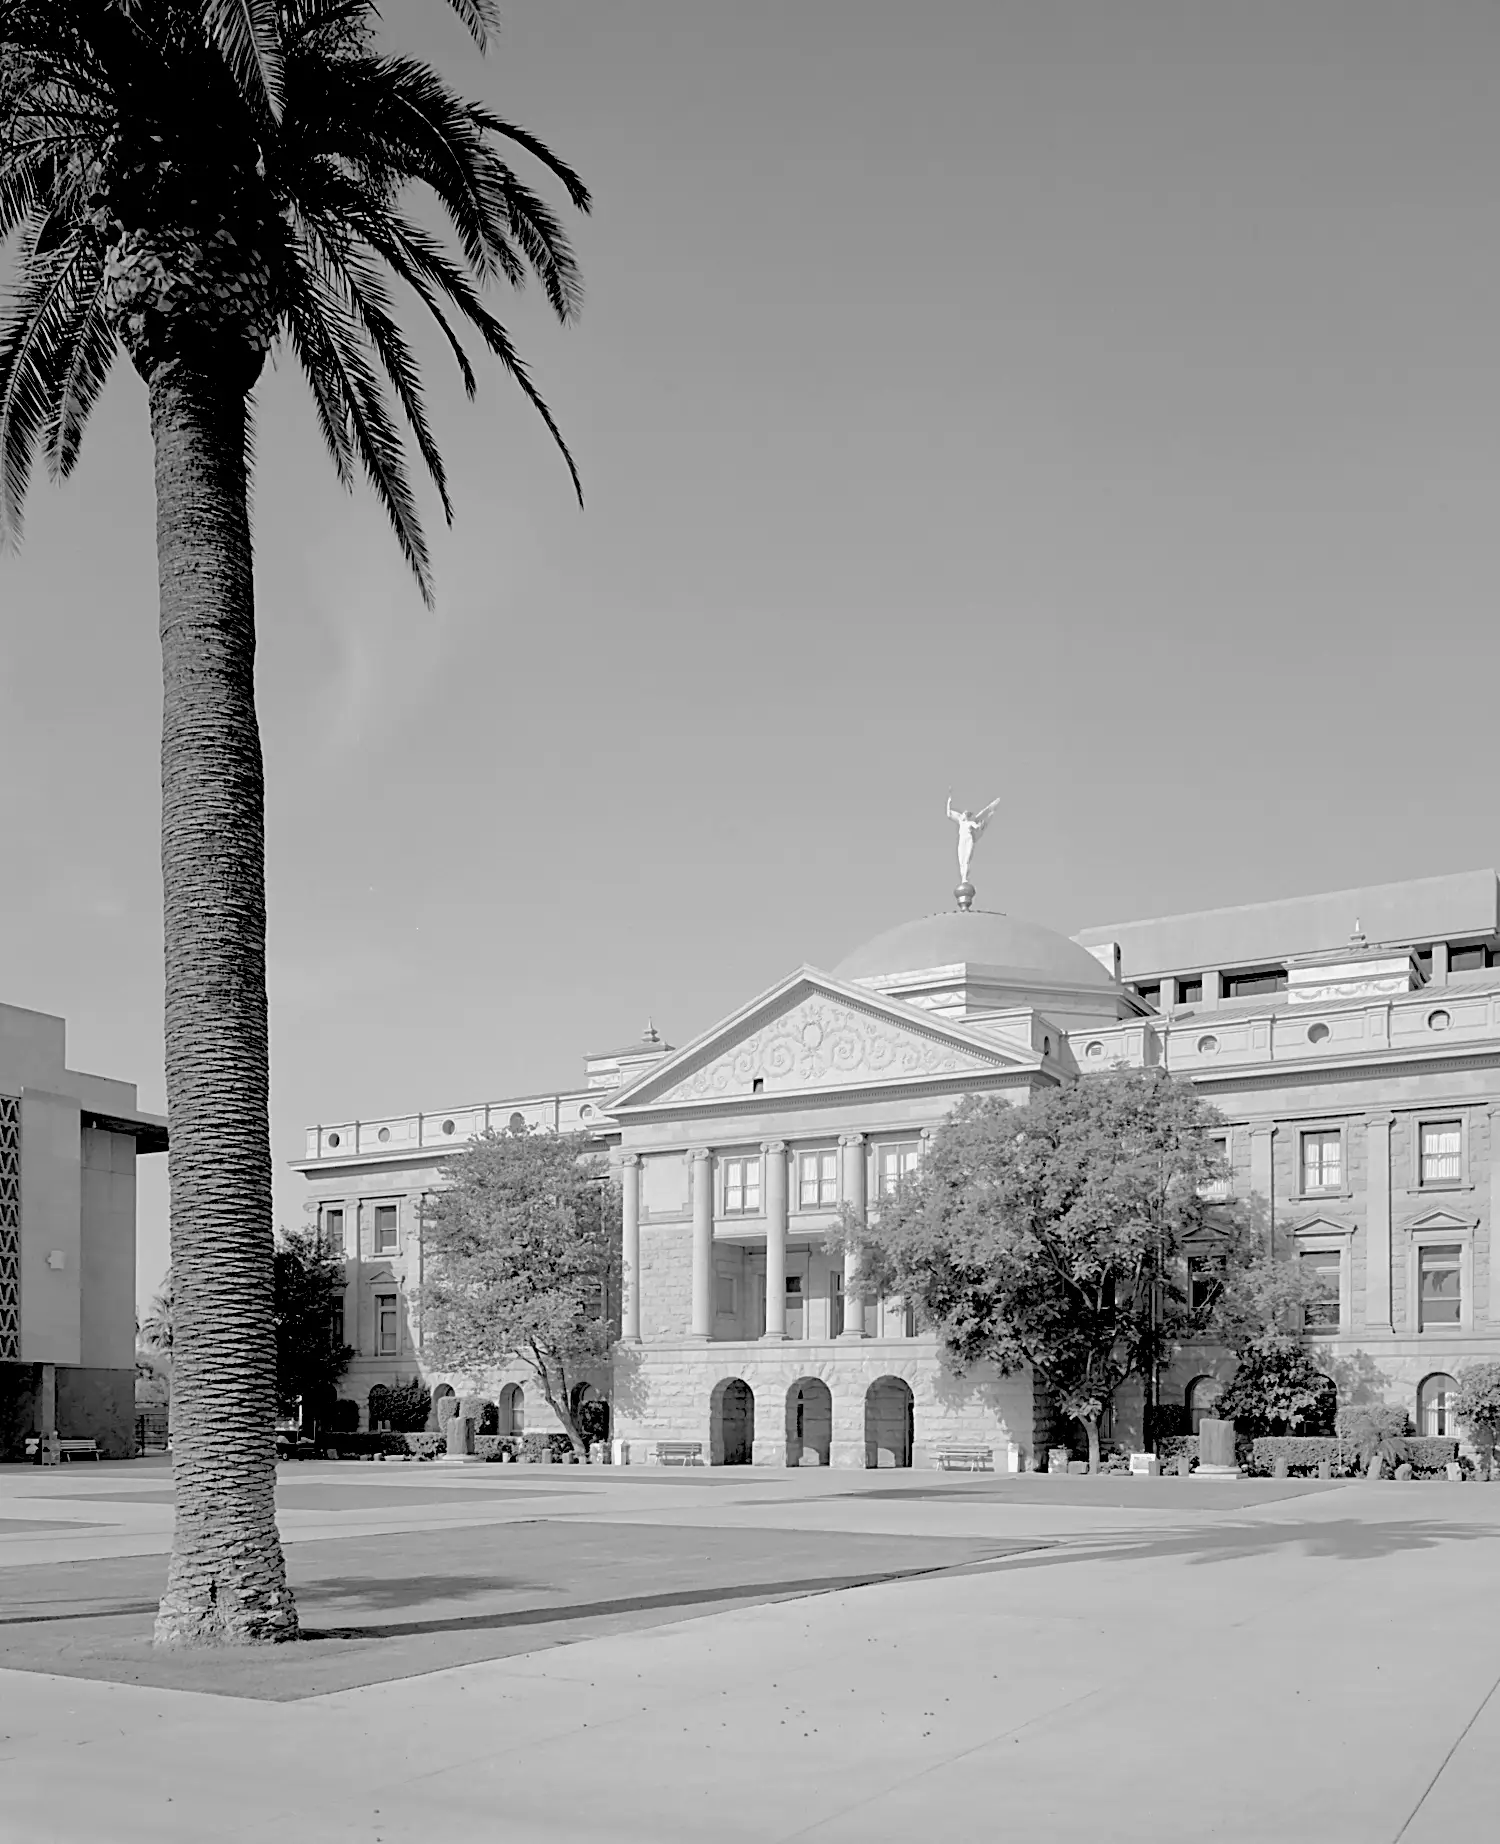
[786,1377,832,1467]
[865,1376,914,1468]
[710,1378,755,1465]
[1186,1375,1222,1435]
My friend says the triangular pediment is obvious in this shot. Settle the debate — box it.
[608,968,1029,1113]
[1286,1212,1353,1238]
[1401,1205,1477,1233]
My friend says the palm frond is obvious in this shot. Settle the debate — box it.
[0,235,101,542]
[201,0,285,117]
[282,249,435,602]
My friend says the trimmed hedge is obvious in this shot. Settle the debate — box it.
[1405,1437,1460,1477]
[1155,1434,1199,1469]
[321,1432,411,1459]
[1250,1437,1342,1476]
[401,1432,446,1459]
[460,1396,499,1435]
[475,1434,520,1462]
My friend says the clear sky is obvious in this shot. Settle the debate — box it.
[4,1,1500,1308]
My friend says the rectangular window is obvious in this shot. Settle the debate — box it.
[1300,1250,1341,1332]
[373,1204,399,1253]
[903,1299,918,1338]
[321,1206,345,1253]
[715,1273,735,1317]
[829,1271,844,1338]
[723,1156,762,1215]
[376,1292,398,1354]
[1419,1245,1462,1328]
[798,1149,839,1209]
[1178,977,1204,1006]
[784,1273,804,1339]
[1420,1121,1462,1187]
[1414,947,1434,981]
[1134,982,1161,1009]
[1188,1255,1221,1314]
[1300,1130,1343,1194]
[879,1143,920,1195]
[1222,967,1287,1000]
[330,1295,346,1346]
[1198,1134,1230,1201]
[1449,943,1490,972]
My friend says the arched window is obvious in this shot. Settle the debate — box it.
[497,1382,525,1435]
[1418,1373,1459,1438]
[1186,1375,1222,1435]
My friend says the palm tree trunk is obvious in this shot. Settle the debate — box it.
[148,359,296,1647]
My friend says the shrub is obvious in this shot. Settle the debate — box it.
[459,1396,498,1434]
[1404,1437,1459,1479]
[475,1434,520,1462]
[1337,1403,1410,1469]
[321,1432,410,1459]
[1156,1433,1199,1470]
[400,1433,446,1460]
[328,1398,360,1433]
[1452,1363,1500,1471]
[1215,1337,1337,1438]
[435,1393,460,1428]
[577,1395,611,1444]
[382,1380,432,1432]
[1249,1436,1345,1477]
[1145,1402,1190,1445]
[366,1384,391,1429]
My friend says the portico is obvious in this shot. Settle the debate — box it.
[606,938,1129,1466]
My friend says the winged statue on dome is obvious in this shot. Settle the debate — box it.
[946,791,1001,893]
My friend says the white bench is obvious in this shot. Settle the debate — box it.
[935,1445,993,1473]
[653,1441,704,1466]
[26,1436,99,1463]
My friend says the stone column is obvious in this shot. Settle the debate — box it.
[762,1141,788,1339]
[1248,1123,1277,1258]
[1365,1114,1393,1334]
[690,1148,714,1339]
[1432,942,1450,986]
[620,1153,642,1343]
[839,1133,867,1338]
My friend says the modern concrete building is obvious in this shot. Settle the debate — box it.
[0,1001,167,1459]
[296,867,1500,1464]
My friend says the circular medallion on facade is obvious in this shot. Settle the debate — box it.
[1197,1034,1219,1055]
[1428,1009,1451,1031]
[1307,1023,1330,1045]
[801,1021,824,1051]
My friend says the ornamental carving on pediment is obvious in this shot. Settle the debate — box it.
[660,996,987,1102]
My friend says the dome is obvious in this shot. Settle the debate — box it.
[833,909,1115,989]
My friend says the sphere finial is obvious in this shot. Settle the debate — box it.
[955,881,976,912]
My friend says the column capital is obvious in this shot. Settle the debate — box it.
[620,1151,642,1167]
[1248,1122,1278,1139]
[838,1132,866,1147]
[761,1140,787,1156]
[1365,1112,1395,1131]
[690,1145,713,1164]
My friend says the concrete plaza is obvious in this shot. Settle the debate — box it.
[0,1459,1496,1842]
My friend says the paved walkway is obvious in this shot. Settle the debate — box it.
[0,1460,1496,1841]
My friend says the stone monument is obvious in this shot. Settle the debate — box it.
[1195,1417,1242,1478]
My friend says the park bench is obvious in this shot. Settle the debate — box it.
[653,1441,704,1466]
[935,1445,993,1473]
[25,1436,99,1463]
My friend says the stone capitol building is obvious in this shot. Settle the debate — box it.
[296,856,1500,1467]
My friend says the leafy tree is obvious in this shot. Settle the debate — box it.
[0,1,587,1645]
[853,1069,1278,1471]
[1452,1363,1500,1478]
[1211,1335,1336,1438]
[272,1227,352,1426]
[419,1129,618,1457]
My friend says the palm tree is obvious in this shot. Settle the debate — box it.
[139,1274,175,1357]
[0,0,588,1645]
